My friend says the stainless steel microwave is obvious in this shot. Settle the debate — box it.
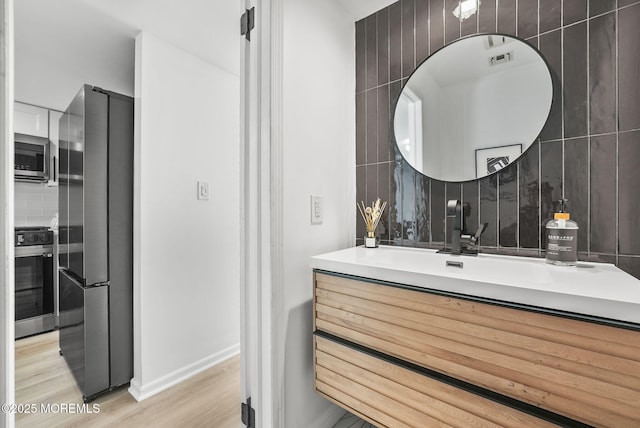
[15,133,50,182]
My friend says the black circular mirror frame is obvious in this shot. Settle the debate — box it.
[393,33,554,183]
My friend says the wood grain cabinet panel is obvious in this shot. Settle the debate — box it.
[315,335,558,428]
[313,272,640,427]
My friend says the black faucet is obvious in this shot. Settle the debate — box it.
[439,199,487,255]
[449,200,464,255]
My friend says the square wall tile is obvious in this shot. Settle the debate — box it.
[390,160,403,241]
[431,179,446,244]
[415,173,430,243]
[539,30,562,141]
[563,0,587,26]
[478,0,496,33]
[518,0,538,39]
[540,0,561,33]
[479,175,497,247]
[589,0,615,17]
[590,134,617,254]
[366,164,378,205]
[356,166,366,234]
[589,12,616,135]
[619,130,640,255]
[365,16,377,90]
[497,0,516,35]
[376,8,389,85]
[401,163,416,241]
[389,82,402,163]
[356,93,366,165]
[444,0,461,43]
[445,182,461,246]
[539,141,562,221]
[366,90,378,164]
[564,138,589,252]
[377,86,391,162]
[377,9,390,86]
[429,0,445,53]
[518,143,540,249]
[356,20,366,92]
[463,181,479,237]
[378,162,392,241]
[389,2,402,82]
[402,0,416,78]
[563,22,588,138]
[618,3,640,131]
[415,0,430,64]
[498,165,518,247]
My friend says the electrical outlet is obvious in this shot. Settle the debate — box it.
[197,181,209,200]
[311,195,323,224]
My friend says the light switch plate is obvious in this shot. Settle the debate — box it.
[311,195,323,224]
[197,181,209,200]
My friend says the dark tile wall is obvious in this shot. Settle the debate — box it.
[355,0,640,280]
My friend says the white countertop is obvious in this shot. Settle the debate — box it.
[310,246,640,325]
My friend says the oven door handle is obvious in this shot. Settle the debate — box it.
[14,249,54,258]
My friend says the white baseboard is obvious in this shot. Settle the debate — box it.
[308,404,347,428]
[128,343,240,402]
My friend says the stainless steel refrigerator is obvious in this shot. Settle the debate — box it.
[58,84,133,402]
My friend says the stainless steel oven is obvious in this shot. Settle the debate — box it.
[15,227,56,339]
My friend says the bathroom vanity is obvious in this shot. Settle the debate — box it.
[311,246,640,427]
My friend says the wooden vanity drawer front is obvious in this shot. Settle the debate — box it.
[314,335,557,428]
[314,272,640,428]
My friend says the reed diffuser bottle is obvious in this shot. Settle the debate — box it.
[357,198,387,248]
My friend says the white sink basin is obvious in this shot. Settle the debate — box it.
[310,246,640,324]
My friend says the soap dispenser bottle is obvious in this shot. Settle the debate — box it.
[546,199,578,266]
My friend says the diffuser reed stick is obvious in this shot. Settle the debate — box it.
[357,198,387,238]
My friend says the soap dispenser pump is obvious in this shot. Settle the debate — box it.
[546,199,578,266]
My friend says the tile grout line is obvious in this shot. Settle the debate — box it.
[375,12,380,180]
[586,0,591,221]
[515,0,518,38]
[414,0,417,73]
[427,0,431,56]
[459,0,462,38]
[476,0,479,34]
[615,0,620,265]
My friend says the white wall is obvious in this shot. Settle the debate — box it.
[412,62,551,181]
[14,35,134,111]
[282,0,355,426]
[1,0,15,426]
[130,31,240,400]
[473,62,551,149]
[14,51,134,112]
[13,0,135,112]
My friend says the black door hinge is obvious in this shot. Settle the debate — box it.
[241,396,255,427]
[240,7,255,41]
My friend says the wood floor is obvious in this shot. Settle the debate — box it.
[15,330,242,428]
[332,412,375,428]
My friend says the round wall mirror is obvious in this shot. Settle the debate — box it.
[393,34,553,182]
